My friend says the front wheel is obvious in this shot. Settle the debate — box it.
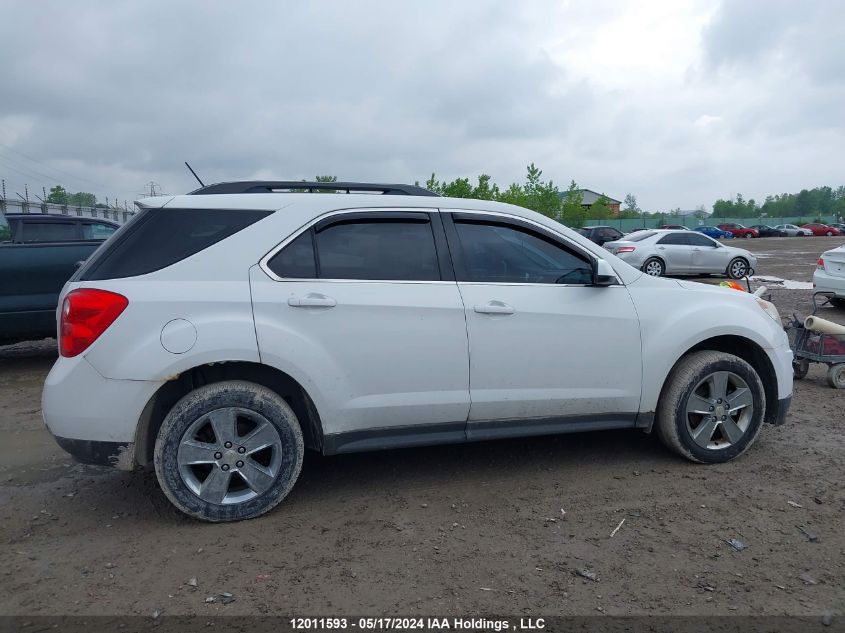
[825,231,833,236]
[643,257,665,277]
[744,233,752,239]
[154,380,304,522]
[655,351,765,463]
[727,257,749,279]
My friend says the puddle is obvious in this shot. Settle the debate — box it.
[751,275,814,290]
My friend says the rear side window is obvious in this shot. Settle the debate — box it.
[657,233,688,246]
[79,208,272,281]
[21,221,80,242]
[315,220,440,281]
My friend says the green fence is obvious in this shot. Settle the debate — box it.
[580,215,839,232]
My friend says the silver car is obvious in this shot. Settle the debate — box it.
[774,224,812,237]
[603,229,758,278]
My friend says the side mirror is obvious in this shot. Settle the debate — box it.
[594,259,620,286]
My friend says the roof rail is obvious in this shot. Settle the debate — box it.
[188,181,440,197]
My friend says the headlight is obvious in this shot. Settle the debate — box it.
[756,298,781,324]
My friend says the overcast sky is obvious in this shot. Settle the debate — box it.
[0,0,842,210]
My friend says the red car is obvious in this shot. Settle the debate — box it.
[717,223,759,238]
[801,223,841,236]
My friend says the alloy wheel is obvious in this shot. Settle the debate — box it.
[177,407,283,504]
[684,371,754,449]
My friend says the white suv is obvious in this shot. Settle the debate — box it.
[42,181,794,522]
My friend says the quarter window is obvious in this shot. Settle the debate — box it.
[454,220,593,284]
[267,231,317,278]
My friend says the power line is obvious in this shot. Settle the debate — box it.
[0,142,108,190]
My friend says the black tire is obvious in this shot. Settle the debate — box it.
[154,380,304,522]
[642,257,665,277]
[727,257,749,279]
[831,297,845,309]
[825,231,833,237]
[744,233,752,239]
[827,364,845,389]
[792,360,809,380]
[655,351,766,464]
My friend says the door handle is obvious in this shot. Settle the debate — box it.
[474,300,515,315]
[288,293,337,308]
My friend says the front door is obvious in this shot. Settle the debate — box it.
[443,212,643,438]
[654,232,692,273]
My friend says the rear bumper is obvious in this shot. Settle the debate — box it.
[813,269,845,297]
[53,436,133,468]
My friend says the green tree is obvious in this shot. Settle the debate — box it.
[68,191,96,207]
[623,193,639,213]
[47,185,69,204]
[588,195,613,219]
[559,180,585,227]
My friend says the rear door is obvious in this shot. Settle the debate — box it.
[442,211,642,435]
[250,209,470,446]
[655,232,692,273]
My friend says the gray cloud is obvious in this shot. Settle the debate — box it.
[0,0,842,210]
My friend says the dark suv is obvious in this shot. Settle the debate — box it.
[0,211,119,344]
[578,225,624,246]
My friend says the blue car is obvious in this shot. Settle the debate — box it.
[694,225,734,239]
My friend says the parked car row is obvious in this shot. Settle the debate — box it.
[579,223,843,246]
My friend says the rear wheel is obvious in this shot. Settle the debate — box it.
[655,351,765,463]
[825,231,833,236]
[744,233,752,239]
[831,297,845,308]
[154,380,304,522]
[827,364,845,389]
[643,257,665,277]
[727,257,749,279]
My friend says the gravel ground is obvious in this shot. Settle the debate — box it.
[0,236,843,618]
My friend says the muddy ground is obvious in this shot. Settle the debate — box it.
[1,236,843,618]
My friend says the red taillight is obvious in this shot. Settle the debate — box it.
[617,246,636,253]
[60,289,128,357]
[817,258,825,270]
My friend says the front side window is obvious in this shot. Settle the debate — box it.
[316,219,440,281]
[454,220,593,284]
[81,222,117,240]
[687,233,717,247]
[21,221,80,242]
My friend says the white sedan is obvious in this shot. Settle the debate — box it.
[814,245,845,307]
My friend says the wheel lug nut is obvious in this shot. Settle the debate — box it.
[717,399,722,404]
[221,464,230,471]
[236,460,244,468]
[237,446,246,454]
[214,452,223,460]
[224,441,233,448]
[709,406,714,411]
